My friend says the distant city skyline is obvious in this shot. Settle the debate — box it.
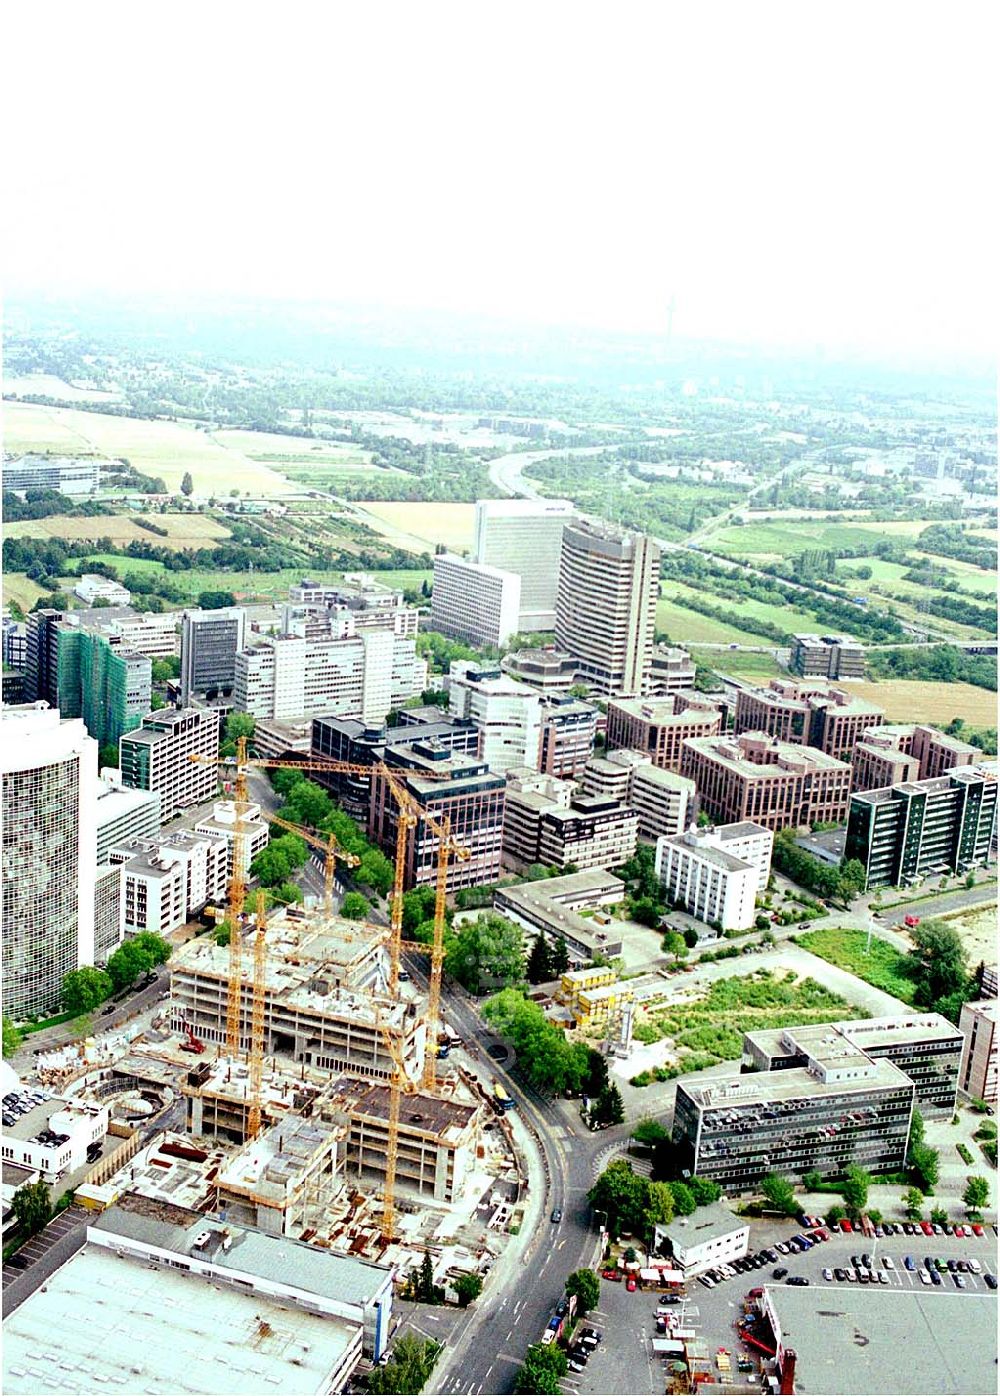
[4,5,996,360]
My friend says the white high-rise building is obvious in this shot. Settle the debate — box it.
[1,706,97,1018]
[654,821,773,932]
[448,661,542,774]
[430,554,522,649]
[234,629,424,722]
[473,498,575,632]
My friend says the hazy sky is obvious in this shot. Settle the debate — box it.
[4,3,997,358]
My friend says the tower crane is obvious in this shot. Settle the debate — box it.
[377,1017,419,1245]
[248,891,268,1140]
[266,811,360,915]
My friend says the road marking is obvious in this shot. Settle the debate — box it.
[506,1329,513,1342]
[484,1365,493,1382]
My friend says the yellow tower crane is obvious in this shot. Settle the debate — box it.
[266,812,360,914]
[247,891,268,1140]
[377,1017,419,1245]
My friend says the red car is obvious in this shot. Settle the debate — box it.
[920,1221,933,1236]
[627,1276,637,1292]
[953,1225,967,1238]
[972,1224,985,1237]
[602,1268,622,1281]
[839,1219,853,1233]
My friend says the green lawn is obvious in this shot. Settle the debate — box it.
[691,647,786,680]
[703,517,949,560]
[795,927,917,1004]
[76,555,432,603]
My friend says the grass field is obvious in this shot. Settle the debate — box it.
[840,679,998,727]
[4,513,233,549]
[3,573,49,612]
[211,429,374,465]
[691,647,785,680]
[704,517,942,559]
[795,927,916,1004]
[68,556,433,603]
[858,556,998,599]
[6,373,123,402]
[656,594,763,645]
[939,904,999,965]
[357,501,476,553]
[3,401,299,496]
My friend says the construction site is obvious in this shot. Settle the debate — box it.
[65,739,529,1288]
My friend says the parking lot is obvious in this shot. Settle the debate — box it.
[560,1219,999,1394]
[1,1208,88,1302]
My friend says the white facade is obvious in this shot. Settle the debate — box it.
[448,661,542,773]
[711,822,774,893]
[430,554,522,649]
[116,832,228,935]
[192,798,270,875]
[655,829,759,931]
[73,574,132,606]
[0,1096,108,1181]
[289,575,419,638]
[95,772,162,862]
[235,630,424,722]
[657,1206,750,1276]
[472,497,575,631]
[1,707,97,1019]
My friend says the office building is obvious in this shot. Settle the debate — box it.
[789,633,865,679]
[1,707,96,1019]
[448,660,542,773]
[95,771,162,861]
[538,695,598,779]
[582,749,695,842]
[606,694,724,772]
[115,830,229,935]
[25,614,152,747]
[2,617,27,671]
[655,826,764,932]
[657,1203,750,1277]
[649,644,697,697]
[370,743,505,891]
[744,1014,963,1118]
[555,521,660,696]
[430,552,522,649]
[180,606,247,702]
[734,680,884,761]
[73,573,132,607]
[852,723,981,792]
[2,452,100,495]
[310,711,479,820]
[681,733,853,831]
[235,625,425,722]
[502,768,638,871]
[83,606,178,659]
[24,608,65,708]
[0,1196,395,1395]
[672,1032,915,1190]
[289,573,419,637]
[120,707,220,818]
[495,868,626,962]
[189,797,270,875]
[93,862,122,962]
[958,1000,997,1104]
[844,763,998,889]
[501,647,579,695]
[472,497,575,631]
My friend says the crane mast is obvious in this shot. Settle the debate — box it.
[248,891,268,1140]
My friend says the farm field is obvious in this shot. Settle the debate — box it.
[702,517,941,559]
[210,429,374,465]
[860,556,998,598]
[840,678,998,727]
[3,401,298,495]
[5,373,123,402]
[3,573,49,612]
[656,593,764,646]
[4,513,233,549]
[658,580,810,643]
[356,501,476,553]
[691,647,786,680]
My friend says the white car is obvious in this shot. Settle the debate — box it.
[822,1268,833,1281]
[969,1259,982,1274]
[877,1272,889,1284]
[882,1256,895,1270]
[776,1243,789,1255]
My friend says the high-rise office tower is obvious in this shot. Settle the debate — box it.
[473,498,575,632]
[120,708,221,819]
[24,610,151,747]
[1,706,97,1018]
[555,522,660,697]
[180,607,247,703]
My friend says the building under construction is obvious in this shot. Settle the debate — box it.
[169,905,426,1080]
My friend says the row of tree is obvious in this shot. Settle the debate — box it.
[514,1269,602,1394]
[587,1157,723,1239]
[61,932,172,1015]
[772,830,866,904]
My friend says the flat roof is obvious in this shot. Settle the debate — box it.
[764,1284,998,1395]
[662,1201,746,1247]
[2,1243,358,1396]
[684,734,850,775]
[346,1082,478,1140]
[680,1056,911,1108]
[498,867,625,905]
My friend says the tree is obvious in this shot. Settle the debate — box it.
[226,712,256,743]
[930,1204,948,1226]
[550,936,570,976]
[902,1186,925,1220]
[61,967,113,1014]
[526,933,554,985]
[2,1015,22,1058]
[661,930,688,963]
[454,1272,483,1308]
[582,1048,609,1099]
[268,881,304,908]
[839,859,867,899]
[106,941,154,993]
[841,1164,870,1217]
[366,1335,441,1395]
[682,926,700,949]
[341,892,369,920]
[250,846,294,887]
[180,471,194,496]
[905,919,971,1014]
[963,1176,990,1216]
[632,1118,669,1148]
[130,932,171,966]
[516,1343,567,1395]
[445,913,524,995]
[588,1082,625,1130]
[760,1174,798,1217]
[671,1181,696,1216]
[198,590,237,610]
[689,1176,723,1206]
[11,1180,51,1237]
[588,1159,649,1238]
[565,1268,601,1315]
[356,849,394,898]
[281,778,333,829]
[482,989,589,1096]
[908,1143,939,1193]
[802,1170,823,1193]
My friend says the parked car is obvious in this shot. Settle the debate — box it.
[550,1208,563,1223]
[918,1269,931,1284]
[904,1256,916,1271]
[954,1274,967,1289]
[626,1276,637,1292]
[984,1274,997,1290]
[786,1276,810,1286]
[839,1219,853,1233]
[972,1224,985,1237]
[8,1255,29,1271]
[772,1267,788,1280]
[822,1268,833,1281]
[969,1259,982,1274]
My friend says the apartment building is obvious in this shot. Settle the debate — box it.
[744,1015,963,1118]
[844,763,998,889]
[648,644,697,697]
[289,573,419,637]
[501,647,579,695]
[310,712,479,819]
[180,606,247,702]
[3,453,100,494]
[235,625,425,722]
[1,707,97,1018]
[502,768,638,871]
[673,1031,915,1190]
[734,680,884,760]
[430,553,521,648]
[958,1000,997,1104]
[189,797,270,875]
[606,694,724,772]
[655,826,764,932]
[581,748,695,842]
[790,633,865,679]
[114,830,229,935]
[93,862,122,962]
[369,743,505,891]
[681,732,853,831]
[120,707,220,818]
[472,497,575,632]
[538,695,598,779]
[448,661,542,773]
[555,521,660,697]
